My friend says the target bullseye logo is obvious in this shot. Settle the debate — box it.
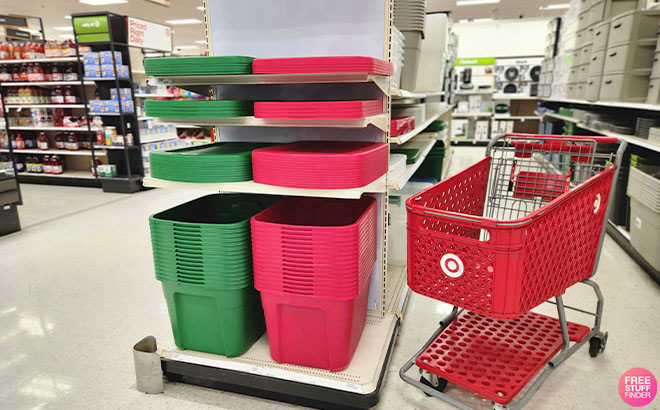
[594,193,601,214]
[440,253,464,278]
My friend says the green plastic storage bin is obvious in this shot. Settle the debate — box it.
[412,142,445,181]
[390,148,421,164]
[145,100,254,118]
[423,120,446,132]
[161,281,265,356]
[149,142,269,183]
[144,56,254,76]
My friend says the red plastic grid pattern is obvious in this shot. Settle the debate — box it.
[254,100,383,119]
[391,116,415,137]
[513,171,567,201]
[416,310,590,405]
[407,156,616,318]
[252,141,388,189]
[252,56,394,76]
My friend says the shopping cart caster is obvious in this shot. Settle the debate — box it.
[589,332,608,358]
[492,402,508,410]
[419,372,447,396]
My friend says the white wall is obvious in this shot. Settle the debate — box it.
[454,18,550,58]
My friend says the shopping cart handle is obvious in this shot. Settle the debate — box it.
[504,133,619,144]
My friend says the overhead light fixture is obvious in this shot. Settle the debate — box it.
[459,18,494,23]
[64,15,72,19]
[58,34,75,39]
[194,40,206,44]
[54,26,73,31]
[79,0,128,5]
[456,0,500,6]
[175,45,199,49]
[132,69,146,74]
[165,18,202,25]
[196,6,204,11]
[540,3,570,10]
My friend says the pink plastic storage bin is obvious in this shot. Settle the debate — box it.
[254,101,383,119]
[259,272,370,371]
[252,142,388,189]
[252,56,394,76]
[391,116,415,137]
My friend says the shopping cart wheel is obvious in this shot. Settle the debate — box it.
[589,332,608,358]
[419,374,447,395]
[492,402,509,410]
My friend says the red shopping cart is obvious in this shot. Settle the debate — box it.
[399,134,626,409]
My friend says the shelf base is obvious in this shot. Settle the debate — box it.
[160,313,399,410]
[100,176,143,193]
[607,221,660,285]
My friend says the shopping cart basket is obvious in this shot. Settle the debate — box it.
[399,134,626,410]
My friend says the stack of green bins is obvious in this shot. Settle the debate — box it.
[144,56,254,76]
[149,142,270,183]
[145,100,253,118]
[423,120,446,132]
[150,194,277,356]
[412,141,446,181]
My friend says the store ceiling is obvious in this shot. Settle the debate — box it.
[427,0,568,20]
[5,0,568,53]
[6,0,207,54]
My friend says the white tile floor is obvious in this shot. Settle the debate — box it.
[0,147,658,410]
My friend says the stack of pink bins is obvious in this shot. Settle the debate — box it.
[252,141,388,189]
[251,196,377,371]
[254,100,383,119]
[252,56,394,75]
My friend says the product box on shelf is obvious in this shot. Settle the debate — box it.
[97,164,117,178]
[82,52,100,65]
[111,88,132,101]
[99,51,122,65]
[84,64,101,78]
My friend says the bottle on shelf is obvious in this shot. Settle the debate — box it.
[55,133,65,149]
[19,64,28,81]
[51,64,63,81]
[64,64,78,81]
[91,158,102,177]
[0,66,11,82]
[11,65,20,81]
[0,42,10,60]
[66,132,79,151]
[51,86,64,104]
[43,155,51,174]
[63,86,77,104]
[51,155,63,174]
[35,156,43,173]
[37,132,49,150]
[15,133,25,150]
[25,156,34,173]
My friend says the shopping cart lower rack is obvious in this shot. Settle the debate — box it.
[399,134,626,409]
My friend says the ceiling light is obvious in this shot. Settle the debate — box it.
[196,6,204,11]
[79,0,128,5]
[64,16,72,19]
[175,45,198,49]
[58,34,75,39]
[194,40,206,44]
[459,18,494,23]
[540,3,570,10]
[132,69,146,74]
[456,0,500,6]
[165,19,202,25]
[54,26,73,31]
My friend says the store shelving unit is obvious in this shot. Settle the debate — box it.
[139,1,453,408]
[541,104,660,283]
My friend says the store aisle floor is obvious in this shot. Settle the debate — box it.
[0,147,658,410]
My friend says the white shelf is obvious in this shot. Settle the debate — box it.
[388,134,437,190]
[542,112,660,153]
[162,312,397,396]
[152,114,390,131]
[542,97,660,112]
[7,126,101,132]
[493,94,540,100]
[143,174,387,199]
[85,77,129,82]
[452,112,492,118]
[453,89,493,95]
[134,93,174,98]
[138,116,153,121]
[389,106,449,145]
[94,145,136,150]
[0,57,79,64]
[153,73,390,94]
[17,170,95,179]
[0,148,107,156]
[391,89,444,99]
[5,104,87,109]
[493,115,541,121]
[1,81,95,87]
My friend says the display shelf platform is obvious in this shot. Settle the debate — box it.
[493,94,540,100]
[542,97,660,112]
[452,112,492,118]
[1,81,95,87]
[542,113,660,153]
[0,148,108,156]
[7,126,101,132]
[0,57,79,64]
[388,134,437,190]
[5,104,87,109]
[152,114,390,131]
[143,175,387,199]
[161,312,398,410]
[493,115,541,121]
[134,93,174,98]
[389,106,450,144]
[152,72,390,94]
[453,90,493,95]
[17,170,95,179]
[391,89,443,99]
